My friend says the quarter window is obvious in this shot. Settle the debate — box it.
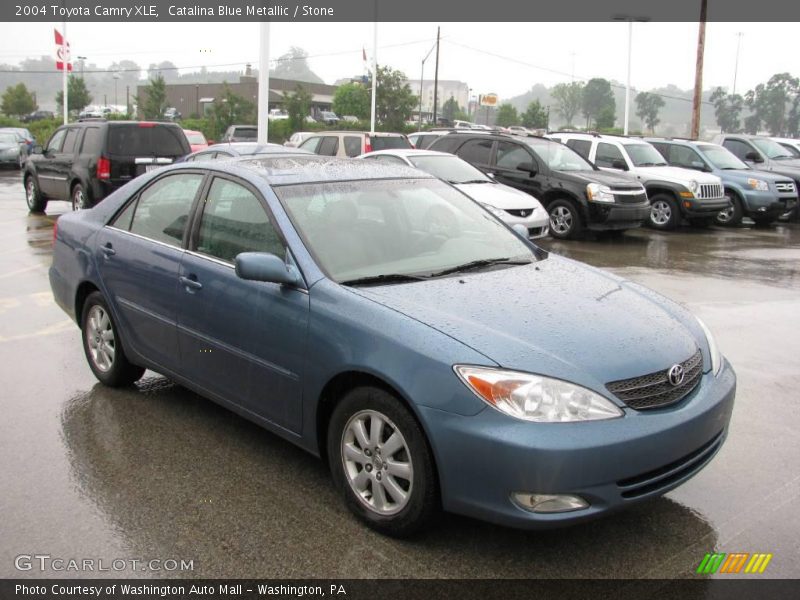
[126,174,203,246]
[196,178,284,263]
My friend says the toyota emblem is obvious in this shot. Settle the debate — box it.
[667,364,685,386]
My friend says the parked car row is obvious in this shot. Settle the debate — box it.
[0,126,34,169]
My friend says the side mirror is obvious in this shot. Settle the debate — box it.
[745,151,764,163]
[516,161,538,176]
[611,159,629,171]
[690,160,708,172]
[235,252,302,286]
[32,145,43,155]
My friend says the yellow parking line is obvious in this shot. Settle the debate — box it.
[0,264,45,279]
[0,319,74,343]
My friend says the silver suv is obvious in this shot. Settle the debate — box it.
[549,132,729,229]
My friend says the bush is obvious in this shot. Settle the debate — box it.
[27,118,61,145]
[181,118,217,143]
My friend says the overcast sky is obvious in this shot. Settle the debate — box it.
[1,21,798,99]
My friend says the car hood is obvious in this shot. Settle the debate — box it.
[557,169,642,188]
[350,256,701,392]
[718,168,790,184]
[764,159,800,175]
[634,165,721,185]
[455,181,543,209]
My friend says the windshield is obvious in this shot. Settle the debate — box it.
[752,138,795,159]
[409,155,491,183]
[0,133,17,144]
[624,144,668,166]
[276,178,534,282]
[521,138,594,171]
[697,144,748,170]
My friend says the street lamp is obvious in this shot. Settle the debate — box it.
[612,15,649,135]
[418,40,438,130]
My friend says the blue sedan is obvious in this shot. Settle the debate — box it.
[50,156,735,536]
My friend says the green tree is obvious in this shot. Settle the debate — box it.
[283,84,312,131]
[1,83,36,118]
[210,83,255,137]
[272,46,324,84]
[495,103,519,127]
[551,82,584,127]
[55,76,92,113]
[369,66,417,130]
[582,78,615,128]
[332,82,370,120]
[745,73,800,135]
[141,74,168,119]
[441,97,462,123]
[635,92,666,133]
[521,100,548,129]
[710,87,743,134]
[596,105,616,129]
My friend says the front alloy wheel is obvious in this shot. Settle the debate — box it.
[85,304,115,373]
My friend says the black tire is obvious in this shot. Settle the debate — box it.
[648,193,680,230]
[547,198,584,240]
[71,183,90,211]
[716,191,743,226]
[81,291,145,387]
[327,386,438,537]
[24,175,47,213]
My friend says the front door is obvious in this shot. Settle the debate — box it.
[492,140,543,198]
[36,128,67,198]
[177,176,309,433]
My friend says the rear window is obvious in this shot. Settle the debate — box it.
[234,128,257,140]
[106,124,189,157]
[372,136,412,151]
[185,132,207,144]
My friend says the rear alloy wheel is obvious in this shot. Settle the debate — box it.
[547,199,584,240]
[71,183,90,211]
[25,176,47,213]
[648,194,680,230]
[716,192,743,226]
[81,291,145,387]
[328,387,437,537]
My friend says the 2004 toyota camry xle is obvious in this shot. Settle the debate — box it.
[49,155,735,536]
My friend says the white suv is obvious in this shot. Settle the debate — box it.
[548,132,729,229]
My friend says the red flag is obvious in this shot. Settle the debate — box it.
[54,29,72,72]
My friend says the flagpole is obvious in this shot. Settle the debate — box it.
[62,21,68,124]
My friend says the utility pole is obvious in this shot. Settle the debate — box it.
[257,21,270,144]
[690,0,708,140]
[732,32,743,94]
[61,20,68,124]
[126,85,130,116]
[432,26,440,126]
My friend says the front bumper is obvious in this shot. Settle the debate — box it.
[421,360,735,530]
[742,190,797,219]
[681,196,730,217]
[587,201,651,231]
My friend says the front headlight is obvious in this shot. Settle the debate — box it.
[696,317,722,376]
[454,366,623,422]
[480,202,507,217]
[586,183,615,203]
[747,178,769,191]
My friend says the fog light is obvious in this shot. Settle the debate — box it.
[511,492,589,513]
[683,200,692,208]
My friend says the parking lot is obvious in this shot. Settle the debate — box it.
[1,167,799,579]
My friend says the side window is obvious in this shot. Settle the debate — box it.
[80,128,100,153]
[668,145,702,168]
[458,139,493,165]
[196,178,284,263]
[61,129,79,154]
[495,142,532,169]
[128,174,203,246]
[723,139,752,160]
[318,136,339,156]
[343,136,362,157]
[595,142,625,168]
[300,137,322,153]
[566,139,591,160]
[46,129,67,153]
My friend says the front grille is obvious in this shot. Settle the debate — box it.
[697,183,723,199]
[506,208,533,218]
[606,349,703,410]
[775,181,796,194]
[617,430,724,499]
[614,192,648,204]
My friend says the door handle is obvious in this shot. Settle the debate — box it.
[179,276,203,291]
[101,243,116,257]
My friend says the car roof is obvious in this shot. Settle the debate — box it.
[229,155,434,186]
[362,149,453,159]
[304,131,406,137]
[203,142,311,156]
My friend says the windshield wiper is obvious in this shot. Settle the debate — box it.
[455,179,492,184]
[340,273,429,286]
[429,257,531,278]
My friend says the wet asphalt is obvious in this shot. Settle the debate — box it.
[0,168,799,580]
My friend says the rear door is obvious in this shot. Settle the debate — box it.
[177,175,309,432]
[96,172,205,372]
[104,123,191,187]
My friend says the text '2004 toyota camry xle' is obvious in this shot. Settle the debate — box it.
[49,155,735,536]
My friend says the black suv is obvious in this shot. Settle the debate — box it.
[24,120,190,212]
[428,133,650,239]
